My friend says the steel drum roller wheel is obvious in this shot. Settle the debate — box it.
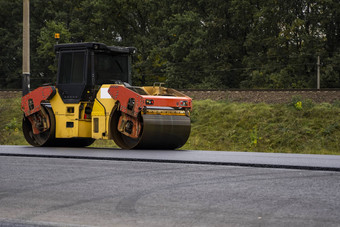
[110,107,141,149]
[110,106,191,150]
[22,106,56,147]
[23,106,95,147]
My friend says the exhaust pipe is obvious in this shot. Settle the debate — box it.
[22,0,30,96]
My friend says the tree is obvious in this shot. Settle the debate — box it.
[0,0,22,88]
[0,0,339,89]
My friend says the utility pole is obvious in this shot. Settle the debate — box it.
[317,56,320,90]
[22,0,30,96]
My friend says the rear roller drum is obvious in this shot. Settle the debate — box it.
[22,106,56,147]
[22,106,95,147]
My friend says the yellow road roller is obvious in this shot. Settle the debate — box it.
[21,43,192,149]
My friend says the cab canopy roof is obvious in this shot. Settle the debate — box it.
[54,42,136,54]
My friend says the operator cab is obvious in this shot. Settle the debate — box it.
[55,42,135,103]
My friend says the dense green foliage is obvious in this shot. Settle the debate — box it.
[1,0,339,89]
[1,96,339,154]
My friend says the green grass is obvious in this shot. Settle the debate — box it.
[0,98,28,145]
[182,99,340,154]
[1,97,340,154]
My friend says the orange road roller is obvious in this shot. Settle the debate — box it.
[21,43,192,149]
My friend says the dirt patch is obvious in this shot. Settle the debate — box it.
[0,91,21,99]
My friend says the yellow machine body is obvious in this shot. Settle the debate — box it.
[49,84,115,140]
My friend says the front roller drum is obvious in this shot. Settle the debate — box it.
[111,111,191,150]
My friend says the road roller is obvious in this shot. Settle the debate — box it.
[21,42,192,149]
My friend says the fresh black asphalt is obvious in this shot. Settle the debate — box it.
[1,145,340,171]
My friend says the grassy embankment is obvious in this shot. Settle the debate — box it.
[1,96,339,154]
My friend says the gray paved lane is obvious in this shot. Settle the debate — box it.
[0,156,340,227]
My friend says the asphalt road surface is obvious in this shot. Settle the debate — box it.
[0,147,340,226]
